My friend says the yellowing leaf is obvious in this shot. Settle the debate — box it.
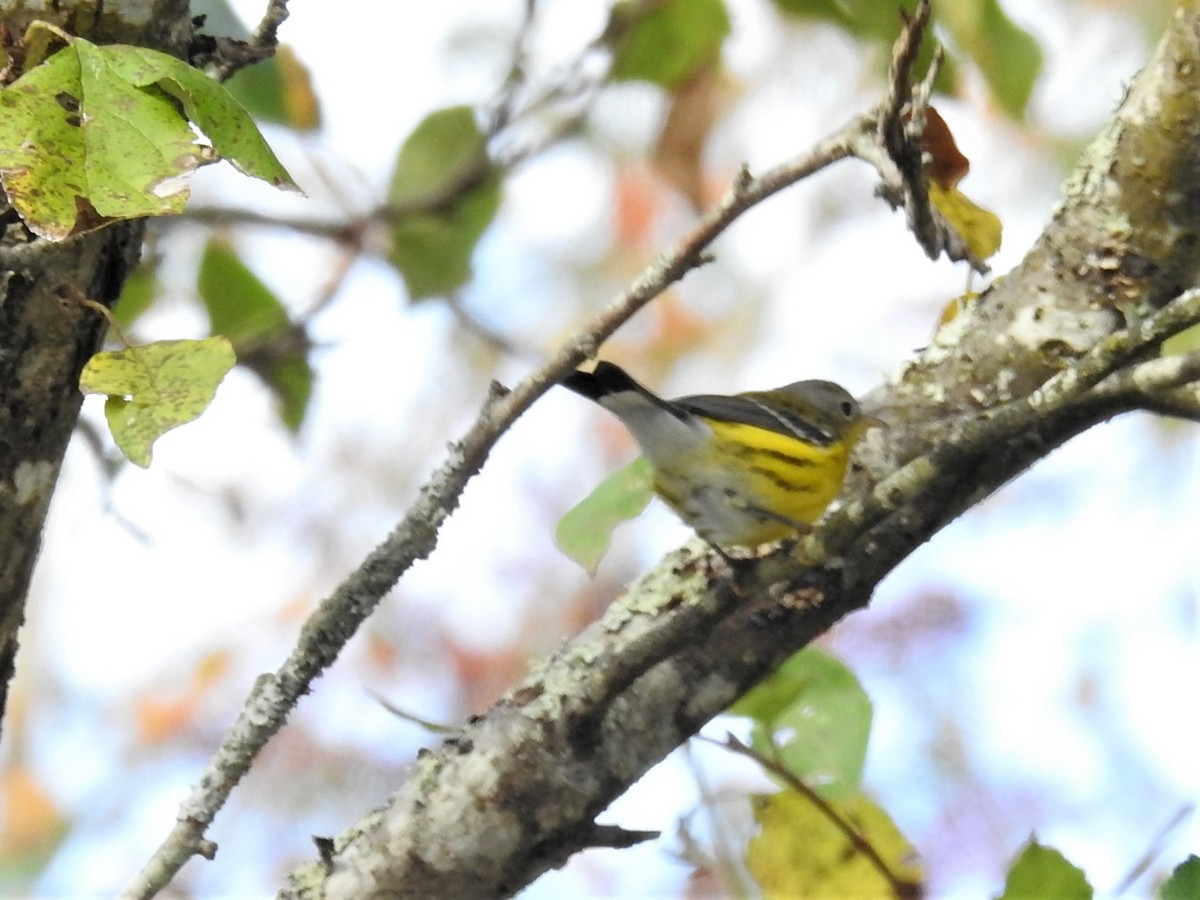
[555,457,654,574]
[226,45,321,131]
[80,337,236,467]
[747,789,922,899]
[936,290,979,329]
[1162,321,1200,357]
[0,764,64,857]
[0,38,295,239]
[929,182,1002,261]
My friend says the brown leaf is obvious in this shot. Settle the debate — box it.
[922,105,970,189]
[652,64,725,211]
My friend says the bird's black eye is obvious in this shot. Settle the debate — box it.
[840,400,855,418]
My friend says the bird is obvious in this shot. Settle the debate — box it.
[562,361,879,551]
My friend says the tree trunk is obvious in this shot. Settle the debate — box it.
[0,0,192,734]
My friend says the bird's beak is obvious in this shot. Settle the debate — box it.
[861,414,888,431]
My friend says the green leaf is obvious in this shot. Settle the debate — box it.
[771,0,903,40]
[262,354,314,433]
[998,840,1092,900]
[938,0,1042,118]
[225,46,321,131]
[198,240,313,432]
[389,105,489,207]
[387,106,501,299]
[1162,855,1200,900]
[731,647,872,800]
[555,456,654,574]
[198,240,289,342]
[111,259,160,330]
[80,337,236,467]
[609,0,730,90]
[100,43,297,187]
[771,0,1039,117]
[0,38,296,239]
[747,789,922,899]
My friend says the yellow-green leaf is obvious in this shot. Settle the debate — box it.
[225,45,321,131]
[0,38,295,239]
[929,182,1003,261]
[998,840,1091,900]
[80,337,236,467]
[747,789,922,899]
[1162,321,1200,357]
[555,457,654,574]
[198,240,313,431]
[1162,855,1200,900]
[609,0,731,91]
[111,259,160,330]
[731,647,872,800]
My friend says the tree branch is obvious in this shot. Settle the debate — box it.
[122,33,944,894]
[262,4,1200,896]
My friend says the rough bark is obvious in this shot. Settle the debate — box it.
[279,3,1200,897]
[0,0,192,731]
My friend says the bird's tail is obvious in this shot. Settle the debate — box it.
[560,361,644,402]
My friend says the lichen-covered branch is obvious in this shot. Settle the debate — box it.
[274,4,1200,897]
[124,11,957,896]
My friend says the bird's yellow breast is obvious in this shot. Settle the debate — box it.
[649,419,850,547]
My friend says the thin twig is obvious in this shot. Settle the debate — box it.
[704,733,921,899]
[445,292,534,361]
[207,0,292,81]
[366,689,461,736]
[811,287,1200,561]
[850,0,984,272]
[485,0,539,136]
[1112,803,1193,896]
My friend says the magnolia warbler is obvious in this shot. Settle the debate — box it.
[562,361,879,550]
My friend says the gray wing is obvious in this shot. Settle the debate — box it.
[674,384,840,447]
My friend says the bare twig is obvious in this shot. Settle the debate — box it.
[849,0,986,272]
[205,0,292,81]
[485,0,539,137]
[445,292,534,360]
[1112,804,1193,895]
[1089,349,1200,410]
